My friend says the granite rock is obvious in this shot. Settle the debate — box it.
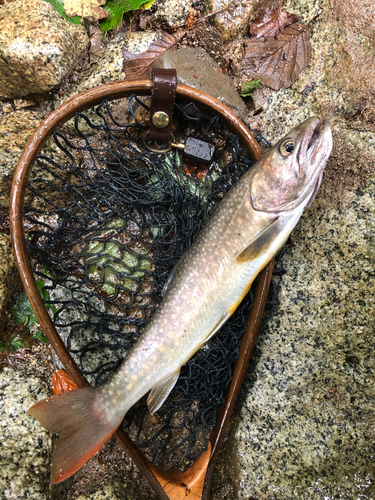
[51,31,128,136]
[0,234,19,332]
[0,358,53,500]
[154,46,247,118]
[55,33,126,104]
[0,109,44,211]
[0,0,89,99]
[246,0,375,208]
[75,485,125,500]
[0,107,83,213]
[212,175,375,499]
[154,0,192,26]
[205,0,268,41]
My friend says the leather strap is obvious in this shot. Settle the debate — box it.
[149,68,177,141]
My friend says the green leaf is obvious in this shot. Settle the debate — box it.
[35,330,50,344]
[239,79,262,97]
[43,0,82,25]
[142,0,155,8]
[99,0,154,33]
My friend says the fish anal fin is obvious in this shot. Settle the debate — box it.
[236,217,279,264]
[202,312,231,346]
[147,371,180,414]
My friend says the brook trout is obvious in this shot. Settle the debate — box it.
[28,117,332,482]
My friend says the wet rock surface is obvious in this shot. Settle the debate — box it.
[0,0,89,99]
[154,46,247,118]
[207,0,375,497]
[206,0,267,40]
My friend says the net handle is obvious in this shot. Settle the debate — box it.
[9,79,265,499]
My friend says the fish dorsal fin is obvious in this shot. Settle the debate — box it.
[147,371,180,414]
[236,217,280,264]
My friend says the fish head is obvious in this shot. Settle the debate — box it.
[250,117,332,213]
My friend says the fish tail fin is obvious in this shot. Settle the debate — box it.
[28,387,124,483]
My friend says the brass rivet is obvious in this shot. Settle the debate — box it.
[152,111,170,128]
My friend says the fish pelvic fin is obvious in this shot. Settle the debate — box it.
[236,216,279,264]
[27,387,124,483]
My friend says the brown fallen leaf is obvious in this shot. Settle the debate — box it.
[250,0,300,39]
[122,31,176,80]
[63,0,108,21]
[84,19,105,64]
[243,22,311,90]
[51,369,79,395]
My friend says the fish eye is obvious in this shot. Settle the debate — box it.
[279,139,295,157]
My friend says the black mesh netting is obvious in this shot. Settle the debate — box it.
[23,95,270,469]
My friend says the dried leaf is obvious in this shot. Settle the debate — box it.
[243,22,311,90]
[52,369,79,395]
[250,0,300,39]
[84,19,105,63]
[63,0,108,20]
[123,31,176,80]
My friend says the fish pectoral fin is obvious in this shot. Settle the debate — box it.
[236,217,280,264]
[147,371,180,414]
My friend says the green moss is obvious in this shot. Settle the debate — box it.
[85,220,153,296]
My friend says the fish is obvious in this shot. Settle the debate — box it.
[28,116,332,483]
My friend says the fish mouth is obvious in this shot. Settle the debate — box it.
[307,120,323,152]
[302,118,332,206]
[298,118,330,178]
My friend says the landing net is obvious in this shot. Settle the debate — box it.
[23,96,267,469]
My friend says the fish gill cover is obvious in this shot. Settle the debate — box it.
[23,96,273,469]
